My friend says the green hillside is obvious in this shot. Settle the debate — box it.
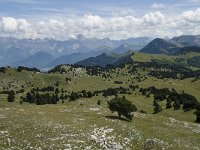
[132,52,200,68]
[0,55,200,149]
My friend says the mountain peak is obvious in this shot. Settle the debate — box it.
[140,38,178,54]
[153,38,169,43]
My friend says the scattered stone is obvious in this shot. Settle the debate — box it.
[89,108,100,112]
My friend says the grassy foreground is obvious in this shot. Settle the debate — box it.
[0,63,200,149]
[0,97,200,150]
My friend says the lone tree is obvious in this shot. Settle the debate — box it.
[107,95,137,121]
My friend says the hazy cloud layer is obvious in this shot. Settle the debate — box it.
[0,8,200,40]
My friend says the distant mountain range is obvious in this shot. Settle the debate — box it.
[170,35,200,47]
[76,45,200,68]
[0,35,152,68]
[140,35,200,55]
[14,51,54,68]
[0,34,200,68]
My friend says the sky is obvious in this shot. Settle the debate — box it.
[0,0,200,40]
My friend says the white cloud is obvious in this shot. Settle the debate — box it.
[181,8,200,23]
[143,12,165,25]
[81,15,103,28]
[2,17,18,32]
[1,17,30,36]
[17,19,30,32]
[0,8,200,40]
[151,3,166,9]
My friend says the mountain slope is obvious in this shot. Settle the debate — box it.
[170,35,200,47]
[112,44,129,54]
[111,44,138,54]
[188,56,200,68]
[118,37,152,51]
[175,46,200,55]
[0,47,31,65]
[75,53,133,67]
[75,53,116,67]
[14,51,55,68]
[48,51,99,67]
[140,38,179,54]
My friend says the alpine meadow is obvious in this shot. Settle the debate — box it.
[0,0,200,150]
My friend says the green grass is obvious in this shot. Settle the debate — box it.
[0,64,200,149]
[0,97,199,149]
[132,52,176,63]
[132,52,200,69]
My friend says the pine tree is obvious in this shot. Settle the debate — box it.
[26,92,34,103]
[7,90,15,102]
[173,100,181,110]
[97,100,101,105]
[166,98,172,109]
[107,96,137,121]
[55,88,59,95]
[60,94,64,100]
[87,91,93,98]
[51,94,57,104]
[153,100,163,114]
[56,80,59,87]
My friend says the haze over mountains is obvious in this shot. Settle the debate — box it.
[0,34,200,68]
[170,35,200,47]
[0,35,151,68]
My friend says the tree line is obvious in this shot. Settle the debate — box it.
[139,86,200,123]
